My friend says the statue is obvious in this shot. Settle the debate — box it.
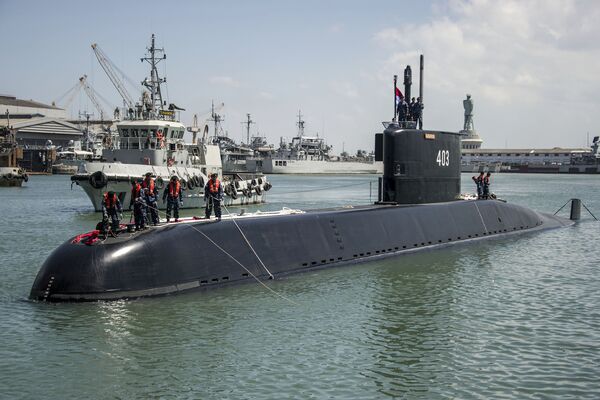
[463,94,474,131]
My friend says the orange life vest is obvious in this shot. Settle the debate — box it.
[208,179,221,193]
[169,181,181,198]
[103,192,118,209]
[142,177,155,193]
[131,183,142,198]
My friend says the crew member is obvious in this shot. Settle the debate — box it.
[482,172,491,199]
[397,98,409,122]
[142,172,159,225]
[101,191,122,233]
[130,179,146,230]
[414,97,424,129]
[472,171,484,199]
[204,173,223,220]
[163,176,183,222]
[409,97,417,121]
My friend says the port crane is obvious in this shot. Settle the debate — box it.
[188,101,225,144]
[54,75,111,120]
[91,43,138,110]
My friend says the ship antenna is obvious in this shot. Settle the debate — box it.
[393,74,398,122]
[141,33,167,119]
[297,110,305,136]
[241,113,255,145]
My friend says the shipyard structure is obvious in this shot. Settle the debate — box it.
[459,94,599,173]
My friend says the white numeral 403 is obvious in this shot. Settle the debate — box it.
[436,150,450,166]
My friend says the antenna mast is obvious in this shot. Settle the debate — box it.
[141,34,167,118]
[241,113,255,145]
[297,110,305,136]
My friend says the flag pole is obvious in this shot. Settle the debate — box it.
[393,75,398,122]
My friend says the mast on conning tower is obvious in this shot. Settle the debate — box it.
[141,34,167,118]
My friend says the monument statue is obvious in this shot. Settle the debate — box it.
[463,94,474,131]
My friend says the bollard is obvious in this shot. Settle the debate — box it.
[570,198,581,221]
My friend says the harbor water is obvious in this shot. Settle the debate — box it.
[1,174,599,399]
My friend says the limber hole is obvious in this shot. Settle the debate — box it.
[438,239,442,243]
[302,263,308,267]
[394,247,399,250]
[337,257,342,260]
[242,273,249,277]
[366,252,371,256]
[200,280,208,284]
[329,258,334,262]
[211,278,219,282]
[311,261,317,265]
[376,250,380,254]
[402,245,407,249]
[360,253,364,256]
[428,241,432,245]
[321,259,326,263]
[414,244,418,247]
[222,276,229,281]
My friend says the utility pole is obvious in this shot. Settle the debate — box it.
[241,113,255,145]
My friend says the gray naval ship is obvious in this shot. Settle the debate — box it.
[30,56,573,302]
[71,35,271,211]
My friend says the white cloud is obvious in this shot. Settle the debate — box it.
[208,76,240,87]
[331,81,359,98]
[373,0,600,147]
[329,23,344,33]
[258,91,275,100]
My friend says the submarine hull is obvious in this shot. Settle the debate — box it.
[30,200,570,302]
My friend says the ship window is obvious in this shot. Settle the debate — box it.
[283,161,287,166]
[121,129,129,137]
[131,129,139,137]
[140,129,149,137]
[534,154,539,156]
[545,153,550,156]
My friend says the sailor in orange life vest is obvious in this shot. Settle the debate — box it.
[204,173,223,220]
[101,191,122,232]
[129,179,147,230]
[142,172,159,225]
[162,176,183,222]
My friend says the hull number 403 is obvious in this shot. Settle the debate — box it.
[436,150,450,166]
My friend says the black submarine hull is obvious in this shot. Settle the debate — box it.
[30,200,570,302]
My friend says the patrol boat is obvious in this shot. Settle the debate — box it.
[30,57,573,302]
[70,35,271,211]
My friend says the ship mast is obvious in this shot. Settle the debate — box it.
[141,34,167,119]
[297,110,305,137]
[241,113,255,145]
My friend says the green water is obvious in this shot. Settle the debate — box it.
[1,174,599,399]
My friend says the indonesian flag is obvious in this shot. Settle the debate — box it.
[395,87,403,105]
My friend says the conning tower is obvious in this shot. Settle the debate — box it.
[376,55,461,204]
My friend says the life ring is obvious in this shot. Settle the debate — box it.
[263,182,272,191]
[255,185,262,195]
[180,178,188,190]
[156,176,165,189]
[89,171,108,189]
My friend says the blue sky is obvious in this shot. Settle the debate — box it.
[2,0,599,152]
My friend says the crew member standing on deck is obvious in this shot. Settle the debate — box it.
[482,172,491,199]
[472,171,484,199]
[415,97,424,129]
[163,176,183,222]
[204,173,223,220]
[130,179,146,231]
[101,191,122,233]
[142,172,159,225]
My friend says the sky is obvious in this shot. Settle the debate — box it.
[1,0,599,153]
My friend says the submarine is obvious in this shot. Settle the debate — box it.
[30,57,573,302]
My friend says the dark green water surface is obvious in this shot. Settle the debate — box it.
[1,174,599,399]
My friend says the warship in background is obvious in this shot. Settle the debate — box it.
[247,112,383,174]
[71,35,270,211]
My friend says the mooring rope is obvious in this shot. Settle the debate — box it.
[141,202,297,305]
[553,198,598,220]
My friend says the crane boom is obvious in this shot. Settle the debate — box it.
[91,43,136,109]
[79,75,108,120]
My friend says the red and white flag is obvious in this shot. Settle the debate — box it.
[395,87,403,105]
